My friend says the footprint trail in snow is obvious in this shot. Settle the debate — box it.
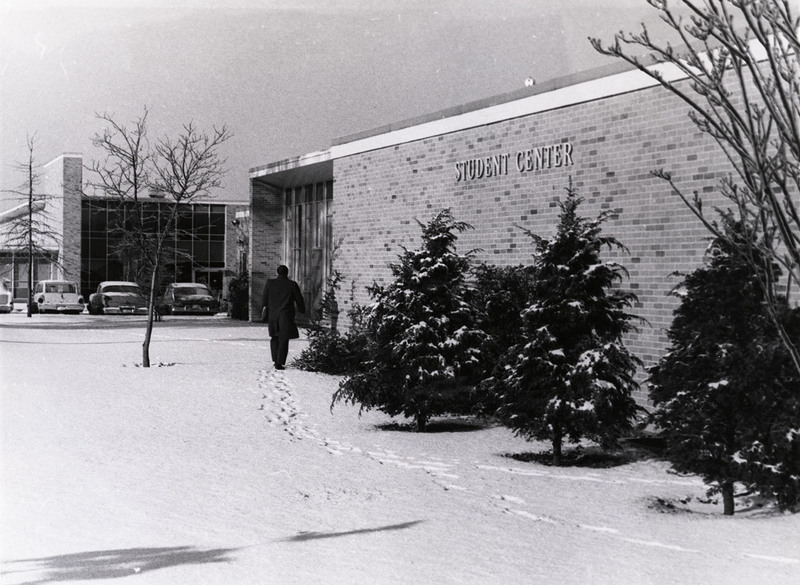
[255,368,800,567]
[257,369,466,491]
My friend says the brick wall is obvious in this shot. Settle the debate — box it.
[332,82,732,403]
[42,154,83,282]
[249,180,284,320]
[60,156,83,282]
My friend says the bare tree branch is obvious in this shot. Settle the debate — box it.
[592,0,800,374]
[88,110,231,366]
[0,134,62,317]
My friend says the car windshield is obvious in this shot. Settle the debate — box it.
[45,282,77,294]
[103,285,141,294]
[174,286,210,297]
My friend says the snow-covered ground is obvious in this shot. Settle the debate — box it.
[1,313,798,584]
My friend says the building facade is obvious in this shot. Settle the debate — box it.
[250,62,740,401]
[0,154,246,304]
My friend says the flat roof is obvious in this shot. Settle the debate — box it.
[249,45,730,180]
[332,61,633,147]
[248,60,643,179]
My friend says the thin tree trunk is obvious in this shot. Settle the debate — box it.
[142,263,159,368]
[142,319,151,368]
[26,161,33,318]
[26,249,32,318]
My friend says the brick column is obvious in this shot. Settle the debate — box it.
[249,179,284,321]
[60,156,83,282]
[42,154,82,282]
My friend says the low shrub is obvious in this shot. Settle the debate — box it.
[292,325,370,375]
[227,272,249,320]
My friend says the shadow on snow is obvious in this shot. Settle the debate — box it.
[283,520,425,542]
[1,546,236,583]
[505,437,668,469]
[376,417,492,433]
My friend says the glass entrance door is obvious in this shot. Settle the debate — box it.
[285,181,333,321]
[194,269,224,302]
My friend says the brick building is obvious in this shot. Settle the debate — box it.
[249,61,734,400]
[0,154,247,304]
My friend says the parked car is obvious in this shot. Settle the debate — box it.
[157,282,219,315]
[32,280,84,314]
[0,281,14,313]
[88,281,148,315]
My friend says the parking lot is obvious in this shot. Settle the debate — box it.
[0,307,236,329]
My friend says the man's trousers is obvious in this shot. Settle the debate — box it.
[271,336,290,368]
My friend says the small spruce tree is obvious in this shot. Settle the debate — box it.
[469,263,536,415]
[332,209,486,431]
[649,219,800,515]
[470,263,536,366]
[227,271,249,320]
[489,181,642,465]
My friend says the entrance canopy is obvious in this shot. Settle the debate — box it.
[250,150,333,190]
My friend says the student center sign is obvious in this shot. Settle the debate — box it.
[249,60,737,401]
[454,142,575,183]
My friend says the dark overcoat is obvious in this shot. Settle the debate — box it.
[261,275,306,339]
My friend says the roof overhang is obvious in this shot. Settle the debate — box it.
[249,149,333,189]
[0,201,46,224]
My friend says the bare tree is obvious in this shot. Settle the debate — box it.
[89,109,152,283]
[89,110,231,366]
[1,134,61,317]
[591,0,800,373]
[141,122,232,366]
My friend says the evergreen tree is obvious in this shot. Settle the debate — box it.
[332,209,486,431]
[649,219,800,515]
[470,263,536,365]
[488,181,641,465]
[469,263,536,415]
[227,271,249,320]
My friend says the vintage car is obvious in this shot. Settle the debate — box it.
[157,282,219,315]
[0,280,14,313]
[88,281,148,315]
[32,280,85,314]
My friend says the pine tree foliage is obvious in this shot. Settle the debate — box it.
[649,220,800,514]
[293,269,374,375]
[470,263,537,364]
[468,264,537,415]
[332,209,487,431]
[488,182,642,465]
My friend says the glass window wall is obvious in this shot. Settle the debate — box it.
[80,200,228,297]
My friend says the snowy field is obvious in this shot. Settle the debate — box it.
[1,312,798,585]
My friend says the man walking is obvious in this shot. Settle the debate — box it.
[261,265,306,370]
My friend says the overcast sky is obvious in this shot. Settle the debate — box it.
[1,0,673,203]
